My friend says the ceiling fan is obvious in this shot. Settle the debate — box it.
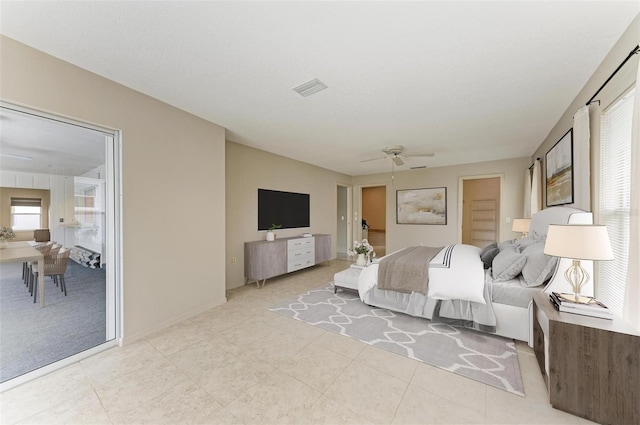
[361,145,435,167]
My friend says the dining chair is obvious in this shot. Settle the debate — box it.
[33,229,51,242]
[28,245,61,297]
[23,242,54,286]
[32,248,70,303]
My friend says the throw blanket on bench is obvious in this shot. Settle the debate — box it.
[377,246,443,294]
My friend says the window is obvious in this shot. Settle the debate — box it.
[10,198,42,231]
[597,87,635,317]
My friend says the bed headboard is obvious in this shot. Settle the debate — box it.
[531,207,594,295]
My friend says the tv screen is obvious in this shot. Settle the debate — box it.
[258,189,310,230]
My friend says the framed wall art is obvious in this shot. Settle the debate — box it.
[396,187,447,225]
[545,129,574,207]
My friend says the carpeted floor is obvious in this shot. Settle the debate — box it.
[0,260,108,382]
[271,284,524,396]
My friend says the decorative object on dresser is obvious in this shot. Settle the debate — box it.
[244,234,331,288]
[543,224,614,302]
[265,223,281,242]
[532,291,639,425]
[511,218,531,238]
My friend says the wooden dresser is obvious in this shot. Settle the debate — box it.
[244,234,331,287]
[532,291,639,425]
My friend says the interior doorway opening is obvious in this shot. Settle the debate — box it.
[0,104,121,390]
[460,176,502,248]
[336,184,352,260]
[361,185,386,257]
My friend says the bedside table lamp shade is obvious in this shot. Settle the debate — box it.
[544,225,614,302]
[511,218,531,238]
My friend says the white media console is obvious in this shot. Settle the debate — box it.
[244,234,331,287]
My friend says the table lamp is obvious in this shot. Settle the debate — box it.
[543,225,614,303]
[512,218,531,238]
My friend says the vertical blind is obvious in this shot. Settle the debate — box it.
[598,87,635,317]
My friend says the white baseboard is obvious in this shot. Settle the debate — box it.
[120,296,227,345]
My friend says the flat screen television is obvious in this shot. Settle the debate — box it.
[258,189,310,230]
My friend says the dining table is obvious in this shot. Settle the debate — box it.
[0,241,45,307]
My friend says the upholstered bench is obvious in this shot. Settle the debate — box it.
[333,266,362,293]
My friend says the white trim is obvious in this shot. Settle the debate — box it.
[457,173,504,244]
[0,340,119,392]
[120,296,227,345]
[0,102,123,389]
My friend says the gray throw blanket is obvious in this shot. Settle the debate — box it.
[377,246,443,294]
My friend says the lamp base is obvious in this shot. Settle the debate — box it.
[564,259,590,303]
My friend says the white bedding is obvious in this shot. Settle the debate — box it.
[358,244,486,304]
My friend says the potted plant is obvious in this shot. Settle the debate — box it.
[266,223,282,241]
[0,226,16,249]
[348,239,374,266]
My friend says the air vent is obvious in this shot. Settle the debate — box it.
[292,78,328,97]
[410,166,427,170]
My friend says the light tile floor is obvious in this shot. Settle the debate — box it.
[1,259,597,425]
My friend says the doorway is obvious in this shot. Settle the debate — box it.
[0,104,120,389]
[461,176,501,248]
[336,185,352,260]
[361,185,386,256]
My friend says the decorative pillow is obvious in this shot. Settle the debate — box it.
[492,246,527,281]
[514,237,537,251]
[480,246,500,269]
[520,242,558,287]
[498,239,516,251]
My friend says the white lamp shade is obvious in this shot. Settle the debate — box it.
[543,225,614,260]
[512,218,531,233]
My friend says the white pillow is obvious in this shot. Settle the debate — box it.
[521,242,558,287]
[492,247,527,282]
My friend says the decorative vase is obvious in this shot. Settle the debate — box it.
[0,241,9,249]
[356,253,367,266]
[266,231,275,242]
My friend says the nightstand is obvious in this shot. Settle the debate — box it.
[532,291,640,425]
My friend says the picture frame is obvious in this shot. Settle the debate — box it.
[397,187,447,225]
[545,129,574,207]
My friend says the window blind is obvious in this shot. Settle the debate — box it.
[10,197,42,207]
[598,88,634,317]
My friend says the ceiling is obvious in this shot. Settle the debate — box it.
[0,107,106,176]
[1,1,638,176]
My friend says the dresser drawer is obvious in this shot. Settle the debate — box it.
[287,237,314,250]
[287,246,314,272]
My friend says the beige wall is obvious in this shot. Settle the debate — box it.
[532,15,639,212]
[1,36,227,342]
[362,186,386,230]
[353,157,530,252]
[0,187,50,241]
[225,141,351,289]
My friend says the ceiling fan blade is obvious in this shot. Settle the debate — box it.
[393,156,404,166]
[360,156,387,163]
[405,152,435,158]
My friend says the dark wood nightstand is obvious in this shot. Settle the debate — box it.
[532,291,640,425]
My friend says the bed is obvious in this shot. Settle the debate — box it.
[357,206,593,346]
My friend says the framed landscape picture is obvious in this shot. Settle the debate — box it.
[397,187,447,225]
[546,129,574,207]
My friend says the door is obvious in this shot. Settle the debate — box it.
[462,177,500,248]
[362,185,386,256]
[336,185,348,259]
[0,104,120,389]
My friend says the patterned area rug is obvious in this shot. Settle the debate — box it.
[270,285,524,396]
